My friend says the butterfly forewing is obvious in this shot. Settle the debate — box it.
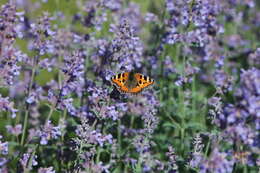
[111,72,129,92]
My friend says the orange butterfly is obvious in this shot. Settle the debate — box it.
[111,72,154,94]
[233,151,249,164]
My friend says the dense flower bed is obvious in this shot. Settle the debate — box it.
[0,0,259,172]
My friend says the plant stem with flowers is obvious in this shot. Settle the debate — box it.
[21,55,38,146]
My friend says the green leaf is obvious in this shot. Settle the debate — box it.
[163,122,181,129]
[184,122,205,130]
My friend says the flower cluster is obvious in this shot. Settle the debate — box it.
[0,94,18,118]
[111,19,144,71]
[19,150,38,171]
[75,118,113,147]
[0,3,25,86]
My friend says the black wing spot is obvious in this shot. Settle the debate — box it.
[139,80,142,85]
[122,79,125,83]
[143,76,147,81]
[118,73,121,79]
[122,73,125,78]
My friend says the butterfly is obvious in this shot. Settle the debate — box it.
[233,151,249,164]
[111,72,154,94]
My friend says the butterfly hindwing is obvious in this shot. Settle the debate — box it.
[126,73,154,94]
[134,73,154,88]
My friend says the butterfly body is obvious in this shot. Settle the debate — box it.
[111,72,154,94]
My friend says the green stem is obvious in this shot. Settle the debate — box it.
[74,140,83,172]
[117,119,122,153]
[46,104,54,124]
[243,164,247,173]
[46,52,63,123]
[135,159,142,173]
[204,139,211,157]
[192,75,196,118]
[20,100,29,146]
[96,148,101,163]
[135,148,143,173]
[60,110,67,171]
[130,115,134,129]
[21,57,37,146]
[180,128,185,153]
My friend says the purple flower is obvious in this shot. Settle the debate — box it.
[60,51,85,97]
[110,19,143,71]
[163,56,176,77]
[166,146,178,171]
[26,86,45,104]
[58,98,77,116]
[246,96,260,118]
[240,68,260,97]
[213,69,233,92]
[75,118,113,147]
[223,124,255,145]
[163,31,181,45]
[120,2,143,31]
[189,152,204,169]
[0,136,8,155]
[132,135,150,153]
[27,128,38,142]
[99,102,127,120]
[224,34,248,49]
[101,105,118,120]
[28,12,56,55]
[142,110,159,134]
[163,0,223,47]
[90,131,113,147]
[38,167,55,173]
[199,148,234,173]
[144,12,158,22]
[131,134,164,171]
[87,85,110,108]
[38,58,56,72]
[0,3,25,40]
[165,0,174,12]
[81,161,110,173]
[103,0,122,11]
[0,95,18,118]
[0,158,7,167]
[20,151,38,170]
[189,134,205,168]
[174,63,199,86]
[0,2,25,86]
[5,124,22,136]
[248,48,260,66]
[219,69,260,125]
[219,104,248,125]
[208,96,222,108]
[39,121,61,145]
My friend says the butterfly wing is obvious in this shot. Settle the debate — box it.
[128,73,154,94]
[111,72,129,93]
[135,73,154,87]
